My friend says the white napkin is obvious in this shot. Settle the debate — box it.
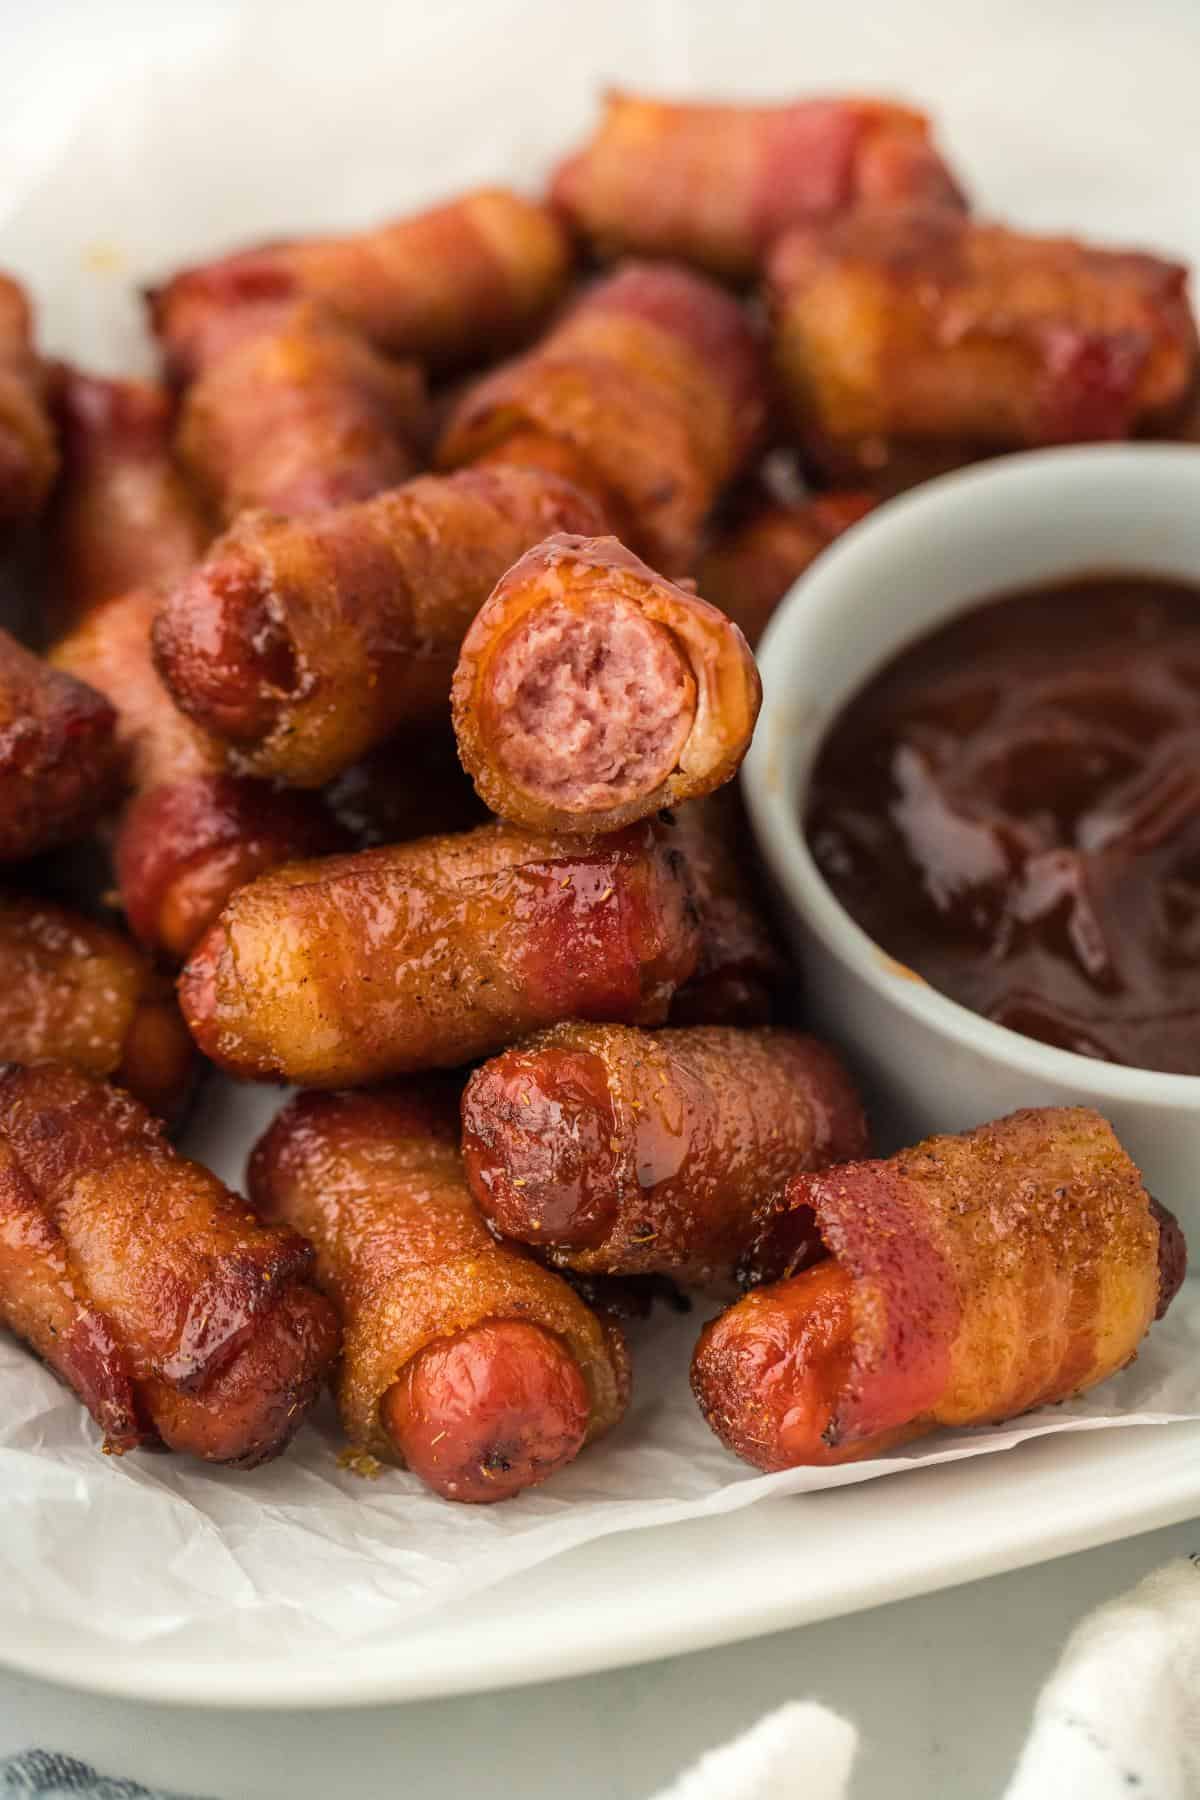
[651,1557,1200,1799]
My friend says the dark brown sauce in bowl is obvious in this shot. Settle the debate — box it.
[807,575,1200,1074]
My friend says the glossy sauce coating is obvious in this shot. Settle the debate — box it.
[0,1063,339,1465]
[461,1023,867,1286]
[0,631,121,863]
[438,261,769,575]
[553,94,964,281]
[180,820,701,1085]
[693,1107,1175,1469]
[809,575,1200,1072]
[451,533,761,835]
[247,1083,628,1498]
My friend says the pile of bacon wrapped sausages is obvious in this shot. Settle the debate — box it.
[0,90,1192,1501]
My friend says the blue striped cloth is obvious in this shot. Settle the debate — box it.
[0,1753,210,1799]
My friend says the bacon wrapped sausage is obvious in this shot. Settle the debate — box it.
[0,273,58,530]
[437,262,769,575]
[768,210,1200,464]
[451,534,760,835]
[149,188,572,380]
[0,632,120,863]
[462,1024,866,1287]
[48,371,207,629]
[0,895,193,1121]
[664,790,788,1026]
[248,1082,629,1500]
[551,92,965,281]
[0,1062,339,1464]
[692,1107,1184,1470]
[175,300,428,522]
[152,466,607,786]
[697,491,875,649]
[180,819,700,1086]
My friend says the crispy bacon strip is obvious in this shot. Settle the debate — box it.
[175,300,428,521]
[149,188,572,379]
[0,273,58,530]
[664,790,789,1026]
[248,1082,629,1500]
[768,209,1200,463]
[552,92,965,280]
[463,1024,865,1287]
[692,1107,1181,1470]
[0,631,121,863]
[179,819,701,1086]
[152,466,607,786]
[437,262,769,575]
[697,491,875,648]
[0,1063,339,1464]
[452,533,761,835]
[0,895,194,1121]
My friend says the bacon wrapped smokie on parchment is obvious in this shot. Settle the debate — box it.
[0,895,194,1122]
[149,187,572,380]
[180,819,701,1086]
[451,534,760,836]
[768,209,1200,468]
[152,467,607,787]
[437,262,769,576]
[0,272,58,531]
[692,1107,1187,1470]
[0,1062,339,1465]
[249,1081,630,1502]
[462,1024,866,1288]
[551,92,965,281]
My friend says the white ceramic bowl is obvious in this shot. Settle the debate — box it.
[742,444,1200,1233]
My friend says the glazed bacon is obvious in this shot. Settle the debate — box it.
[451,534,761,836]
[179,819,701,1086]
[664,790,789,1027]
[552,92,965,281]
[175,299,428,522]
[0,895,194,1122]
[697,491,876,649]
[152,466,607,786]
[461,1024,867,1287]
[0,1063,339,1465]
[149,187,572,379]
[0,630,120,863]
[248,1082,630,1501]
[768,209,1200,463]
[692,1107,1183,1470]
[47,371,344,956]
[437,262,770,575]
[0,272,58,530]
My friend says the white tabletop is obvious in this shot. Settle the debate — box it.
[2,1520,1194,1800]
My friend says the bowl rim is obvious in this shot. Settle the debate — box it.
[742,441,1200,1110]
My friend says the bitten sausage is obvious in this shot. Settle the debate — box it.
[0,631,121,862]
[48,371,207,630]
[461,1024,867,1286]
[697,491,876,649]
[692,1107,1183,1469]
[152,466,607,786]
[248,1082,630,1501]
[0,272,58,530]
[0,895,194,1121]
[437,262,770,575]
[551,92,965,281]
[149,188,572,379]
[768,209,1200,464]
[179,819,701,1086]
[451,534,761,835]
[664,790,788,1027]
[0,1062,339,1465]
[175,300,428,521]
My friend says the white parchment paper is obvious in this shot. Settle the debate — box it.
[2,0,1199,1659]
